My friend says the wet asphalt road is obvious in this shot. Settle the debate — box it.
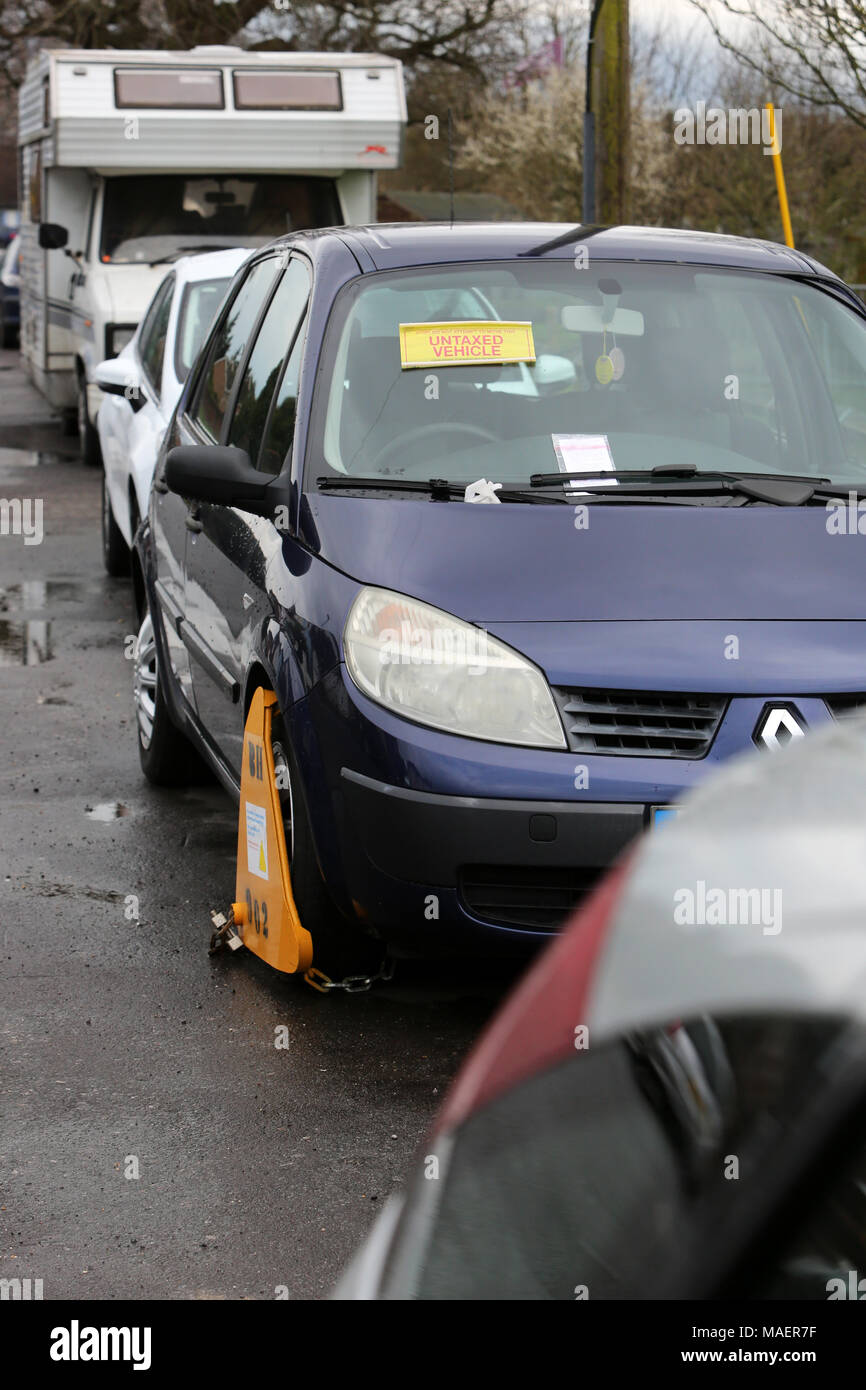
[0,346,523,1300]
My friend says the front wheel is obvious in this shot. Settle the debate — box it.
[271,719,381,981]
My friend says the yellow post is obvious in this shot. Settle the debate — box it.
[765,102,794,249]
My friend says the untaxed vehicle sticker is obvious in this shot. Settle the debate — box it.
[398,320,536,369]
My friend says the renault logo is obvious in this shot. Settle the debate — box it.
[753,703,807,749]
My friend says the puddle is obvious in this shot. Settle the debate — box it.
[85,802,130,822]
[0,580,82,613]
[0,618,51,665]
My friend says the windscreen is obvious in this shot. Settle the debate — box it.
[100,175,340,264]
[308,261,866,490]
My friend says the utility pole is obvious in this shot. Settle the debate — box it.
[583,0,629,224]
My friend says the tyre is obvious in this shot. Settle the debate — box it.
[271,716,382,981]
[101,469,129,577]
[134,602,202,786]
[77,371,102,467]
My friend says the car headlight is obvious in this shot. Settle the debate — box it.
[344,586,566,749]
[105,324,136,358]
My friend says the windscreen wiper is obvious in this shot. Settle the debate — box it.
[530,465,834,505]
[316,476,569,503]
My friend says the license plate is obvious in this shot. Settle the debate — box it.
[651,805,679,827]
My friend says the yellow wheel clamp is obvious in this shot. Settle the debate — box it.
[212,687,313,974]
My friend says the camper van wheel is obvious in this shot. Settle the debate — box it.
[77,372,102,467]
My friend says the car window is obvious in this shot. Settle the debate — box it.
[99,174,341,263]
[226,258,309,472]
[379,1013,848,1300]
[257,315,308,474]
[138,273,175,397]
[795,290,866,470]
[189,258,280,442]
[173,276,232,383]
[701,284,779,443]
[307,262,866,489]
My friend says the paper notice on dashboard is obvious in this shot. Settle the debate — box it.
[551,433,616,488]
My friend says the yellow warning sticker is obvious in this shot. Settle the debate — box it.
[245,801,269,881]
[399,320,536,370]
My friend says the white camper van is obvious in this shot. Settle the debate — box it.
[17,45,406,461]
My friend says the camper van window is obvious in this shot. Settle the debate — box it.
[232,70,342,111]
[99,175,340,264]
[114,68,224,109]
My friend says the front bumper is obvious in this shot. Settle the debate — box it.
[298,666,696,951]
[298,666,840,950]
[340,766,643,939]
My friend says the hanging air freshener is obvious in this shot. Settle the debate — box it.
[595,330,614,386]
[609,344,625,381]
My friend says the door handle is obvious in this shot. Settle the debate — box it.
[185,510,203,533]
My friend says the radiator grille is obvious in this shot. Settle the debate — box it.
[553,687,727,757]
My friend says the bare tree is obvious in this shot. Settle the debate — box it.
[0,0,516,93]
[688,0,866,128]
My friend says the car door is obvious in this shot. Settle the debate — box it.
[102,273,174,546]
[180,253,311,775]
[128,273,175,533]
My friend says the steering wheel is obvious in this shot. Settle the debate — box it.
[375,421,500,473]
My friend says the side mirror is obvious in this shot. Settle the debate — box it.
[94,357,145,411]
[38,222,69,250]
[165,445,281,516]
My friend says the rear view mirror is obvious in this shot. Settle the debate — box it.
[165,445,282,516]
[562,305,645,336]
[38,222,68,250]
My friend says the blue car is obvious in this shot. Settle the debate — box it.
[133,222,866,977]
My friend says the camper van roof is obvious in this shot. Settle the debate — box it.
[35,49,402,68]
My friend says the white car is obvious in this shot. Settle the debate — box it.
[95,246,250,575]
